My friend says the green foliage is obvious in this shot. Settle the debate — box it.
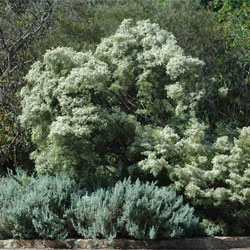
[32,0,162,54]
[71,178,202,240]
[198,0,246,11]
[32,0,215,59]
[210,2,250,130]
[201,219,228,236]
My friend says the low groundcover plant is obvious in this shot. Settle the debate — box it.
[0,171,202,240]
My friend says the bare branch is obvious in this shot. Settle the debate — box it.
[1,0,52,76]
[0,0,53,170]
[0,27,9,51]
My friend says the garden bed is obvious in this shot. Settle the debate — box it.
[1,237,250,249]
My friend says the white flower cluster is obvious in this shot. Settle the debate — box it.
[138,117,250,207]
[21,19,207,176]
[21,46,137,176]
[95,19,206,118]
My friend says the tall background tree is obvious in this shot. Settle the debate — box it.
[0,0,52,173]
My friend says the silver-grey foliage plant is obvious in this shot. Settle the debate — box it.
[70,178,202,240]
[0,172,202,240]
[0,170,80,240]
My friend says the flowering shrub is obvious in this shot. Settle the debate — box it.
[20,19,206,177]
[137,118,250,233]
[20,46,137,176]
